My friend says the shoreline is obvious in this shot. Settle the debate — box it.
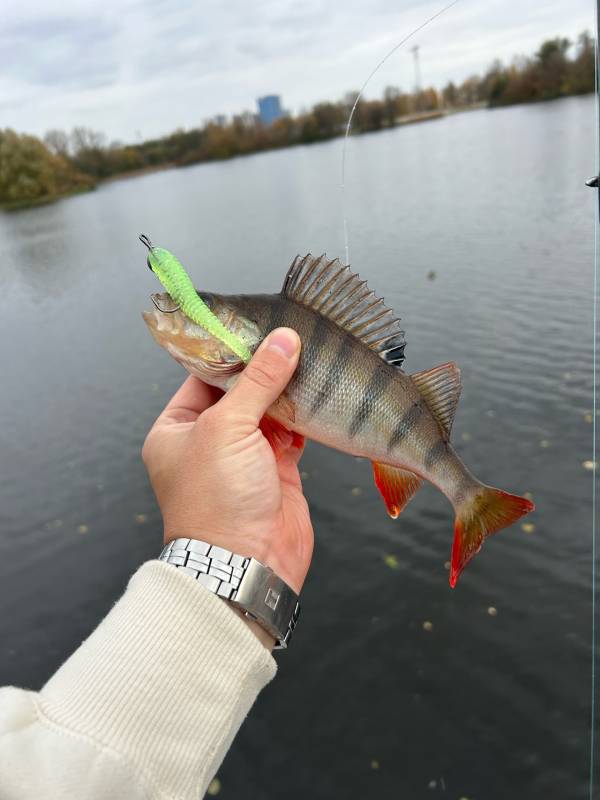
[2,94,591,211]
[0,184,94,212]
[97,109,454,189]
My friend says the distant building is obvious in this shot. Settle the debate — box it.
[257,95,283,126]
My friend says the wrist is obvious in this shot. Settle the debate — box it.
[159,537,300,648]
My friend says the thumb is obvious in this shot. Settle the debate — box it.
[220,327,301,425]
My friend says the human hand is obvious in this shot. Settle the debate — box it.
[142,328,313,601]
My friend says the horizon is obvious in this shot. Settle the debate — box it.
[1,0,594,144]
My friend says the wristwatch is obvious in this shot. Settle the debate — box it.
[158,538,300,649]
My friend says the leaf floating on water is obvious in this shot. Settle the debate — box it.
[207,777,221,796]
[77,524,89,534]
[384,554,399,569]
[422,620,433,632]
[521,522,535,534]
[135,514,147,524]
[583,460,597,471]
[351,486,362,496]
[370,759,380,770]
[487,606,497,616]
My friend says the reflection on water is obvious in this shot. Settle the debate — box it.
[0,95,596,800]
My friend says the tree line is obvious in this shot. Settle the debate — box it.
[0,31,594,209]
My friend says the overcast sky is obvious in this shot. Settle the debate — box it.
[1,0,594,143]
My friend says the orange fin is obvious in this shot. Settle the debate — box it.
[411,362,461,439]
[450,487,535,587]
[260,416,303,460]
[372,462,423,518]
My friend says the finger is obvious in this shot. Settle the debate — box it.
[155,376,223,427]
[220,328,300,425]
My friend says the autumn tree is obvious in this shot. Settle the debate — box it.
[0,129,93,207]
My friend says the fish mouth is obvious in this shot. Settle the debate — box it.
[142,293,242,379]
[142,294,208,340]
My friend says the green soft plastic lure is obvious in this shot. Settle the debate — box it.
[140,234,252,362]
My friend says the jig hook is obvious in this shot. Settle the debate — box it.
[150,293,181,314]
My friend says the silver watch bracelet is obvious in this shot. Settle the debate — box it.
[158,538,300,649]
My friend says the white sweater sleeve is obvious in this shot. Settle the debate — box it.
[0,561,277,800]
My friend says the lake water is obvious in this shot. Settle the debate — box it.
[0,95,596,799]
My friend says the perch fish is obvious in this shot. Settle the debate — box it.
[143,248,534,587]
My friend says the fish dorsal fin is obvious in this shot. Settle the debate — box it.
[282,254,406,368]
[411,362,462,439]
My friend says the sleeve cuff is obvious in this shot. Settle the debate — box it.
[39,560,277,798]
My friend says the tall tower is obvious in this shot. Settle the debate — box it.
[410,45,422,93]
[257,95,283,126]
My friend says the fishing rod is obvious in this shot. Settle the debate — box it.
[585,2,599,797]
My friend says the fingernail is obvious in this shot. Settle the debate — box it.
[265,328,299,359]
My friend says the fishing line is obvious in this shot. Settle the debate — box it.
[589,4,599,796]
[340,3,598,794]
[341,0,460,264]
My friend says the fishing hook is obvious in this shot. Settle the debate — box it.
[142,234,181,313]
[139,234,162,277]
[150,293,181,314]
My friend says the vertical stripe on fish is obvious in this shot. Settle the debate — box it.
[387,401,424,453]
[348,364,393,439]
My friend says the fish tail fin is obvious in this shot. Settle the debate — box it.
[450,485,534,588]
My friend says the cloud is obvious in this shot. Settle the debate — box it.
[0,15,118,88]
[1,0,594,142]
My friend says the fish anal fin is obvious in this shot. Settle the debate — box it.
[372,462,423,518]
[411,362,462,439]
[282,254,406,369]
[260,416,303,460]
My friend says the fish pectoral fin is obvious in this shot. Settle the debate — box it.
[372,462,423,519]
[260,415,304,461]
[271,393,296,424]
[410,362,462,439]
